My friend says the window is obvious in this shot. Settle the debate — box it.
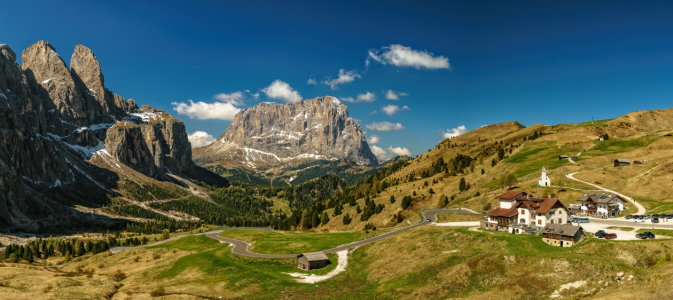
[521,210,524,214]
[537,220,541,225]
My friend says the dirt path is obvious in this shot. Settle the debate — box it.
[565,172,646,216]
[284,249,351,283]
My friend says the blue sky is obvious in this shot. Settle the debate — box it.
[4,0,673,159]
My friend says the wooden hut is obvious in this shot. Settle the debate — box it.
[542,224,585,247]
[559,155,569,160]
[614,159,630,167]
[297,252,330,270]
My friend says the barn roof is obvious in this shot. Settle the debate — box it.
[299,252,329,262]
[614,158,630,163]
[542,224,583,237]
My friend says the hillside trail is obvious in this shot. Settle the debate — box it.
[565,172,646,217]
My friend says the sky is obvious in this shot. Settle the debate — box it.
[4,0,673,160]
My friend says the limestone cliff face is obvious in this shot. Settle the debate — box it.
[0,41,205,228]
[196,96,378,167]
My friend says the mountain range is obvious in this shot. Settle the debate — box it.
[0,41,226,230]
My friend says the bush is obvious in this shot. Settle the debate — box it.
[401,196,413,209]
[666,253,671,262]
[150,287,166,297]
[161,230,170,240]
[390,196,396,204]
[645,257,657,267]
[113,270,127,282]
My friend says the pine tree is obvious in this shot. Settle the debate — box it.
[390,196,396,204]
[459,177,466,192]
[320,212,330,225]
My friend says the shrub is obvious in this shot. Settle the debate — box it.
[153,253,161,260]
[113,270,127,282]
[666,253,671,262]
[150,287,166,297]
[645,257,657,267]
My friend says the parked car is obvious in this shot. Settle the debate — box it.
[568,218,578,223]
[652,214,660,218]
[634,219,645,223]
[426,218,431,222]
[578,218,590,223]
[595,230,608,238]
[626,215,634,219]
[652,218,660,223]
[604,233,617,239]
[636,232,656,239]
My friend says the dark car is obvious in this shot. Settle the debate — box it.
[652,214,660,218]
[604,233,617,240]
[626,215,634,219]
[636,231,656,239]
[652,218,660,223]
[595,230,608,238]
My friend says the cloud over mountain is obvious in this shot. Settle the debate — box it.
[323,69,360,90]
[172,100,241,121]
[381,104,409,116]
[188,131,216,148]
[368,44,450,69]
[388,145,412,156]
[262,80,303,102]
[366,121,405,131]
[442,125,468,139]
[367,134,380,144]
[342,91,376,103]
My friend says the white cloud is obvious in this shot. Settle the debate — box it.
[380,104,409,116]
[261,80,303,103]
[366,121,405,131]
[442,125,468,139]
[172,100,241,121]
[369,145,388,160]
[367,134,380,144]
[341,91,376,103]
[323,69,360,90]
[384,89,408,100]
[368,110,378,115]
[213,91,245,106]
[368,44,450,69]
[252,92,260,100]
[307,77,317,85]
[188,131,216,148]
[388,145,412,157]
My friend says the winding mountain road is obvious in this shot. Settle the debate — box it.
[111,208,477,257]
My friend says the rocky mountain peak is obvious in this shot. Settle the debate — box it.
[196,96,378,168]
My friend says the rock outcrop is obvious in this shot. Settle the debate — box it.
[194,96,378,168]
[0,41,223,229]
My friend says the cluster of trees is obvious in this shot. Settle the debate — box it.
[3,237,118,263]
[124,220,202,235]
[359,196,385,221]
[498,173,518,189]
[150,196,283,228]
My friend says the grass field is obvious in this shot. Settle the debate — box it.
[219,230,367,254]
[436,212,484,223]
[607,226,635,231]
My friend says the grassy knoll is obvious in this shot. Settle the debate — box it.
[219,230,366,254]
[577,136,662,161]
[436,212,484,223]
[504,141,572,177]
[607,226,635,231]
[635,198,673,214]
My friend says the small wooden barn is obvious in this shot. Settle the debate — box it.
[559,155,569,160]
[542,224,585,247]
[297,252,330,270]
[614,159,630,167]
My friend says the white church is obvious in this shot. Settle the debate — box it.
[538,167,551,186]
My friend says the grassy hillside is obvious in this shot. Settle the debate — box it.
[2,225,673,299]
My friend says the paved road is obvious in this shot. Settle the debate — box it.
[112,208,477,257]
